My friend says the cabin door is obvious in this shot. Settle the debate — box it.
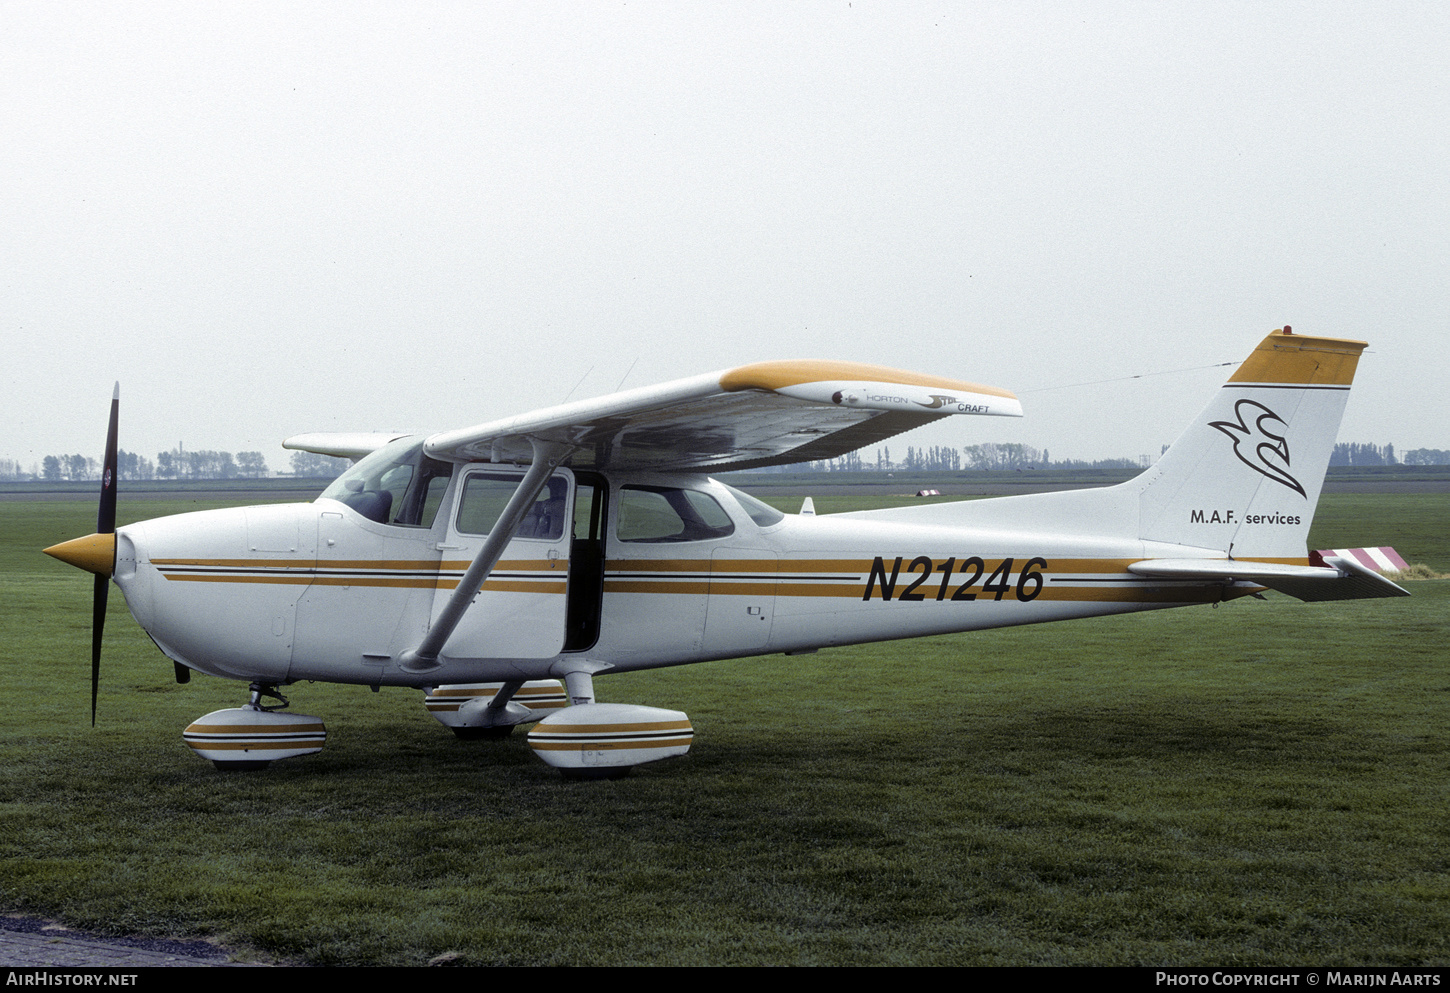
[434,466,576,660]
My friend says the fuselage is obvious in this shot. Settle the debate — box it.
[110,466,1241,689]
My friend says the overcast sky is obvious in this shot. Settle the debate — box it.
[4,1,1447,472]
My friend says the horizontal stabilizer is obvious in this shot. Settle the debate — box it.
[1128,557,1410,601]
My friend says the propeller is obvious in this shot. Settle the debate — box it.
[46,384,192,718]
[90,383,120,725]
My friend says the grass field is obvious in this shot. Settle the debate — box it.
[1,489,1446,965]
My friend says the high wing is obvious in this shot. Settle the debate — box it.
[423,360,1022,472]
[283,432,413,462]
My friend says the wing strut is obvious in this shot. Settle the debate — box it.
[398,440,574,673]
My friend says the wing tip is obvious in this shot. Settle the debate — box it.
[719,360,1020,416]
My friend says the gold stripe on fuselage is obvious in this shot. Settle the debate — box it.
[602,557,1256,605]
[149,555,1257,605]
[152,557,568,594]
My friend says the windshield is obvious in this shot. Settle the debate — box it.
[318,436,454,527]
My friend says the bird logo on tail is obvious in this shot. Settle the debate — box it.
[1209,399,1306,497]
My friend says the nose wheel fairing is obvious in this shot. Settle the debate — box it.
[182,685,325,771]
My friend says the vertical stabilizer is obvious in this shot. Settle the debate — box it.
[1136,329,1366,560]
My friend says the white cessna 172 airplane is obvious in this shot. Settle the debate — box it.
[46,328,1406,778]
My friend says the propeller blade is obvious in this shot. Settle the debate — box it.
[98,383,118,535]
[91,574,107,726]
[91,383,119,726]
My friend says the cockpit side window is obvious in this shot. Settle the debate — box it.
[616,485,735,543]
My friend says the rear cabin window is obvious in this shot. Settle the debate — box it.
[616,486,735,543]
[720,483,786,528]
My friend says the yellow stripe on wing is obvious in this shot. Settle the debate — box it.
[719,360,1018,398]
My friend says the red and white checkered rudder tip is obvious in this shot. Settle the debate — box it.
[1311,547,1410,573]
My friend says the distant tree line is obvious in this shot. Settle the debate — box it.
[762,443,1158,474]
[27,449,273,481]
[959,443,1142,472]
[6,440,1448,482]
[1330,442,1396,467]
[288,451,352,477]
[759,439,1450,475]
[1402,448,1450,465]
[1328,443,1450,467]
[2,448,352,481]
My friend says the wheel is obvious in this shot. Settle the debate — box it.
[451,724,515,741]
[211,760,272,771]
[560,766,632,781]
